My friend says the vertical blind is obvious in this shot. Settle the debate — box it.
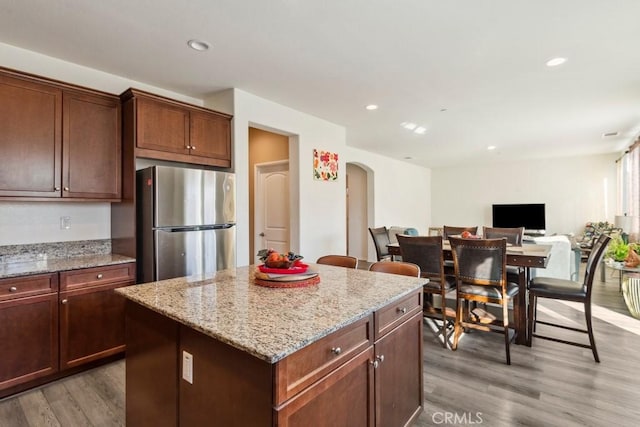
[617,140,640,242]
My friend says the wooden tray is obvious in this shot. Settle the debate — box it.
[254,273,320,288]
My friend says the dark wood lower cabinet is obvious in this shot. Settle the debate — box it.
[275,347,375,427]
[374,312,424,427]
[0,292,59,390]
[0,262,135,398]
[59,282,127,369]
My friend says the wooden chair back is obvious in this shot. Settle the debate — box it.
[316,255,358,269]
[397,235,445,281]
[482,226,525,246]
[368,261,421,277]
[368,226,391,261]
[443,226,478,239]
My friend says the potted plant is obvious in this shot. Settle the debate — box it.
[606,237,630,264]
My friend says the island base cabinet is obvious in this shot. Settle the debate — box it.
[374,312,424,427]
[125,301,179,427]
[275,347,375,427]
[179,326,274,427]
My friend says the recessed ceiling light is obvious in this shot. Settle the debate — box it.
[546,57,567,67]
[603,131,619,137]
[487,145,496,150]
[401,122,417,130]
[365,104,378,110]
[440,108,448,112]
[414,126,427,135]
[187,39,210,51]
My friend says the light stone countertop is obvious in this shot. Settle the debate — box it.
[0,254,136,279]
[116,264,426,363]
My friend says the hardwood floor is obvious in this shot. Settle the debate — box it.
[1,262,639,426]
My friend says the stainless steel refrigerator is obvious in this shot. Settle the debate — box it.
[136,165,236,283]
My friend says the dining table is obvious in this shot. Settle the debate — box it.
[387,240,552,346]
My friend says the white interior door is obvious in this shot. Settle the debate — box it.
[255,161,289,261]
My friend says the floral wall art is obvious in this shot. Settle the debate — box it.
[313,149,338,181]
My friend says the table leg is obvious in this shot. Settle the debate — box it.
[515,267,528,346]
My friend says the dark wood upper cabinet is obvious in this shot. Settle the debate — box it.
[0,67,121,201]
[0,73,62,198]
[63,90,121,199]
[135,96,190,155]
[122,88,232,168]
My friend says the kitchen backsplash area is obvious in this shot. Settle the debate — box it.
[0,239,112,264]
[0,202,111,246]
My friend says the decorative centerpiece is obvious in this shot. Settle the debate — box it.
[254,249,319,288]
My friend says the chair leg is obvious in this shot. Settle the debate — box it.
[527,294,536,346]
[452,298,463,351]
[585,301,600,363]
[503,300,511,365]
[440,291,448,349]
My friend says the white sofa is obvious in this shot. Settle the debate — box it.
[529,235,573,280]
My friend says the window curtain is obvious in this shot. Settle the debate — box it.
[620,140,640,242]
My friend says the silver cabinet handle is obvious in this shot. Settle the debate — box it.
[9,286,17,292]
[61,299,68,305]
[54,187,60,191]
[63,187,69,191]
[191,146,196,150]
[331,347,342,355]
[186,145,192,149]
[97,273,103,279]
[376,354,385,363]
[371,360,379,368]
[397,307,407,314]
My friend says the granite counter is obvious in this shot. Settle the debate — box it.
[116,264,426,363]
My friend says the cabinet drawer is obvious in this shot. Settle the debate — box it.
[0,273,58,301]
[374,290,422,340]
[274,314,373,405]
[60,262,135,291]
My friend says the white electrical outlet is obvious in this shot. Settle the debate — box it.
[182,350,193,384]
[60,216,71,230]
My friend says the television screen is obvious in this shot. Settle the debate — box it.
[492,203,546,231]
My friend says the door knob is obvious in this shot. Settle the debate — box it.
[259,232,265,237]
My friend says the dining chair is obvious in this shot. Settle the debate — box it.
[442,226,478,239]
[449,237,519,365]
[368,226,393,261]
[527,234,611,362]
[482,226,525,284]
[482,226,525,246]
[428,227,443,236]
[368,261,421,277]
[316,254,358,269]
[397,235,456,348]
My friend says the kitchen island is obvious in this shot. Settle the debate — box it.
[117,264,426,426]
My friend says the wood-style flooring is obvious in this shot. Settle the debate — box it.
[1,263,639,426]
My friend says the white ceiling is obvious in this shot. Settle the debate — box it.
[2,0,639,168]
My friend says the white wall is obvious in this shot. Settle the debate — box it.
[0,202,110,245]
[344,147,431,260]
[206,90,433,265]
[431,154,618,236]
[0,42,203,245]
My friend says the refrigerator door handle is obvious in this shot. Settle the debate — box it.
[158,224,236,233]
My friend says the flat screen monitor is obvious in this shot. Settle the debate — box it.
[492,203,546,232]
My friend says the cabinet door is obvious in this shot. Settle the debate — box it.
[374,312,423,427]
[136,96,189,155]
[189,110,231,163]
[0,73,62,198]
[0,293,59,391]
[63,90,121,199]
[59,282,129,370]
[276,347,375,427]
